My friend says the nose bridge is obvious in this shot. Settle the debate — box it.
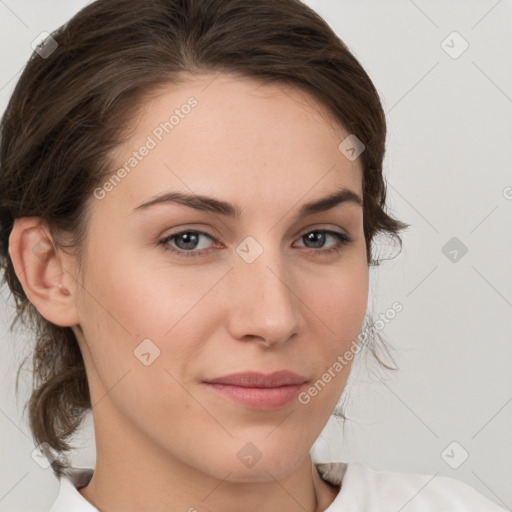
[228,234,300,344]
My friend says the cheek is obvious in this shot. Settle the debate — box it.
[304,254,369,334]
[81,243,198,337]
[76,246,225,401]
[75,249,200,428]
[299,253,369,393]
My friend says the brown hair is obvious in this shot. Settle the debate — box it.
[0,0,408,476]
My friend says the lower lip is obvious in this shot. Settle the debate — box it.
[203,382,306,410]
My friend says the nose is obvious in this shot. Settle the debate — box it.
[226,243,302,348]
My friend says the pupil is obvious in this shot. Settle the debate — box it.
[178,232,198,250]
[305,232,324,248]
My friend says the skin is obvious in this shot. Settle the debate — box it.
[9,73,369,512]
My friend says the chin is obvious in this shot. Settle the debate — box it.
[215,445,307,483]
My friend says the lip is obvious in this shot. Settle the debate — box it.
[204,370,308,387]
[202,371,308,411]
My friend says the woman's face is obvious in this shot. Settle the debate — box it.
[69,73,369,482]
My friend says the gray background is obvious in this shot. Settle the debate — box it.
[0,1,511,511]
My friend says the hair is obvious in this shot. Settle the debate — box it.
[0,0,408,477]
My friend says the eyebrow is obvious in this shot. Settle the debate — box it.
[132,186,362,219]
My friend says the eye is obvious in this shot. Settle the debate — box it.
[158,228,352,258]
[294,230,351,254]
[159,230,216,258]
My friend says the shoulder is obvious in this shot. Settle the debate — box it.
[47,467,96,512]
[361,462,507,511]
[315,461,507,511]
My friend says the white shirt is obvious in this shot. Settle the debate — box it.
[48,461,508,511]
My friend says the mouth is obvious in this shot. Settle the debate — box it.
[202,370,308,410]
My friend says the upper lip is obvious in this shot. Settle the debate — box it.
[204,370,308,388]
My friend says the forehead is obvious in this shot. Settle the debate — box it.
[97,73,363,216]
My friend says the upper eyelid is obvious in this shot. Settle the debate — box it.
[165,225,346,236]
[163,226,348,245]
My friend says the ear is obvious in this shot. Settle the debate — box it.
[8,217,81,327]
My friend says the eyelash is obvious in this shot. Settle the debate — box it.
[158,229,352,259]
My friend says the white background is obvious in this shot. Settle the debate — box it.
[0,1,511,511]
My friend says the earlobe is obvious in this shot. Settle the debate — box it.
[8,217,81,327]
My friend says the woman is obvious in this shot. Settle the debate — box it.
[0,0,506,510]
